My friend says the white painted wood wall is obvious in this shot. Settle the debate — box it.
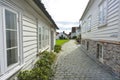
[81,0,120,41]
[0,0,56,79]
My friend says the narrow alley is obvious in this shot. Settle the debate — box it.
[53,40,118,80]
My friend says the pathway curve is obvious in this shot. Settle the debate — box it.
[53,40,118,80]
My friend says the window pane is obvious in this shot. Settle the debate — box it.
[99,5,103,24]
[39,28,41,42]
[39,34,41,42]
[5,10,17,30]
[39,27,41,49]
[99,45,102,58]
[39,42,41,49]
[7,48,18,66]
[6,30,17,48]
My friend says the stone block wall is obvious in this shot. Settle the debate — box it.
[103,43,120,76]
[81,39,120,78]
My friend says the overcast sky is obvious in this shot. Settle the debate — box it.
[41,0,89,34]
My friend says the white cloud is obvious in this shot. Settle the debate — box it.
[56,22,79,34]
[41,0,89,33]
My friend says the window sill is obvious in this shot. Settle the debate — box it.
[98,23,107,29]
[39,46,50,53]
[0,64,24,80]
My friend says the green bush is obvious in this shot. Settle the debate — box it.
[17,51,56,80]
[72,36,77,39]
[17,71,32,80]
[54,45,61,53]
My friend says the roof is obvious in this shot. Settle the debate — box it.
[80,0,94,20]
[56,32,59,35]
[34,0,59,29]
[63,31,68,37]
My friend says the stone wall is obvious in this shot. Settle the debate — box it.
[81,39,120,78]
[103,43,120,76]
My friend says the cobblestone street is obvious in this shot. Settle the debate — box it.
[54,40,118,80]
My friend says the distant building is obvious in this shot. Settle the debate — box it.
[70,27,81,38]
[56,31,68,39]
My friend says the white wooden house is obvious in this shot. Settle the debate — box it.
[70,27,81,38]
[0,0,58,79]
[56,31,68,39]
[80,0,120,78]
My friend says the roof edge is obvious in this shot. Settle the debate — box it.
[80,0,94,20]
[33,0,59,29]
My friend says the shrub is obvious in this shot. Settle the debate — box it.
[54,45,61,53]
[17,71,32,80]
[17,51,56,80]
[72,36,77,39]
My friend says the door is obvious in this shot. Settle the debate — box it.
[51,31,54,50]
[97,44,104,63]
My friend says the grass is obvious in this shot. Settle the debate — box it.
[56,39,69,46]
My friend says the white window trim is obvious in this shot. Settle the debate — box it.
[0,64,24,80]
[0,6,23,76]
[87,15,92,32]
[98,0,107,27]
[82,21,86,33]
[97,43,104,63]
[38,25,42,52]
[0,6,5,75]
[3,7,20,72]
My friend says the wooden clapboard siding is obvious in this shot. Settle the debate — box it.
[0,0,57,79]
[0,6,2,75]
[22,14,38,69]
[81,0,120,41]
[12,0,39,70]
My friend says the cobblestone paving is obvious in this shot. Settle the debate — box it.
[53,40,118,80]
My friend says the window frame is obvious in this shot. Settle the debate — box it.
[0,6,4,75]
[98,0,107,26]
[87,15,92,32]
[97,43,104,63]
[86,41,89,50]
[82,21,86,33]
[3,7,20,72]
[38,26,41,50]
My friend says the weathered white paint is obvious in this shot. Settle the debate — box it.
[81,0,120,41]
[0,0,57,79]
[0,6,3,75]
[119,0,120,40]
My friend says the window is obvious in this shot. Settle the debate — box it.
[87,41,89,50]
[99,0,107,25]
[87,16,91,31]
[43,27,45,47]
[0,6,23,78]
[46,28,49,46]
[42,27,44,48]
[42,27,49,48]
[82,21,86,33]
[5,9,19,67]
[38,27,41,49]
[45,29,47,46]
[97,44,104,63]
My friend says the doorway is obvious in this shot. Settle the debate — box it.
[87,41,89,50]
[97,44,104,63]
